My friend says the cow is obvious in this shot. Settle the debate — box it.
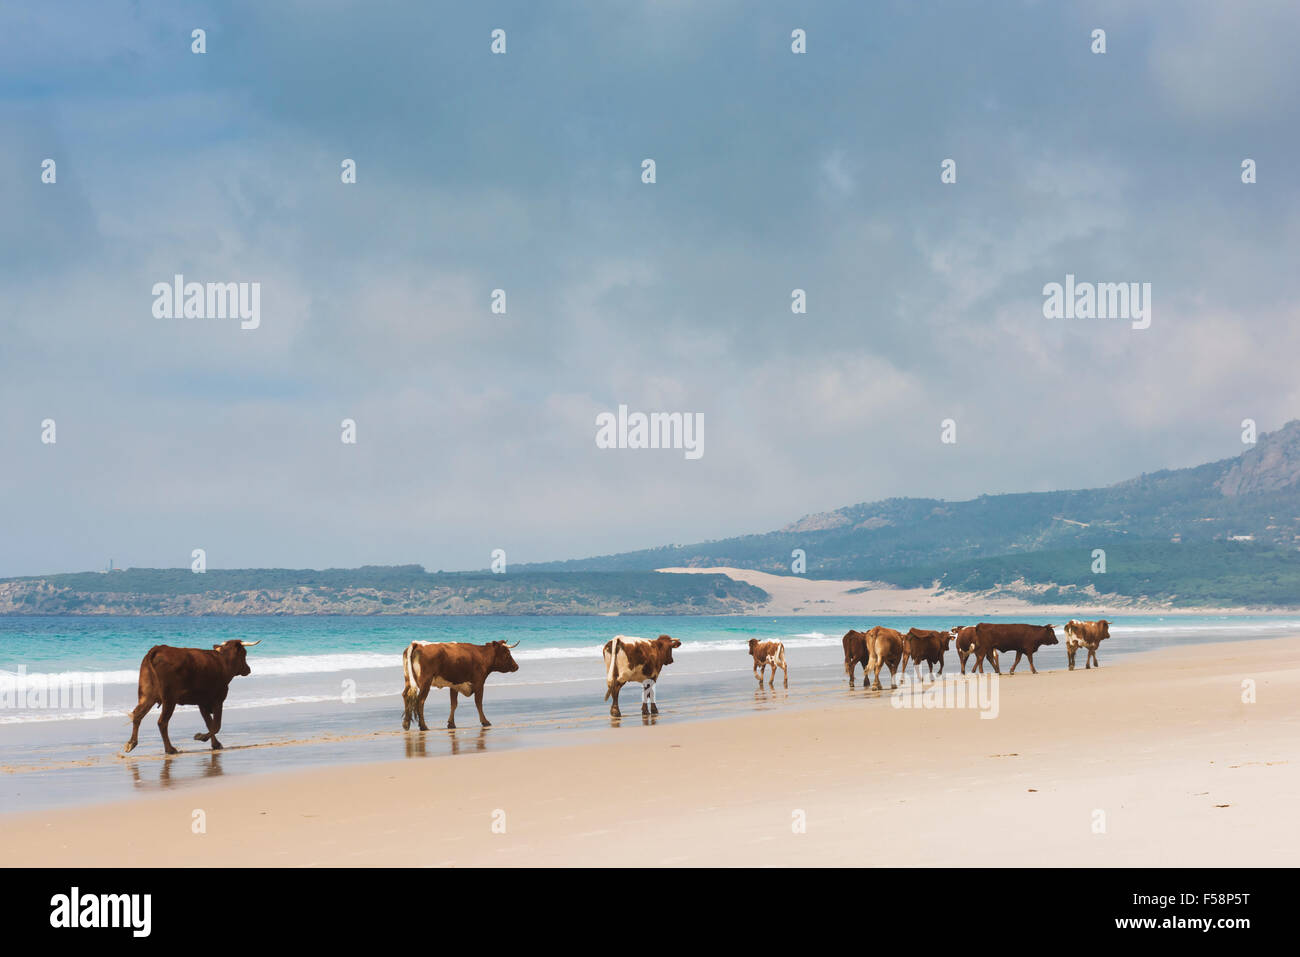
[842,630,871,688]
[603,634,681,717]
[972,623,1058,675]
[123,639,261,755]
[1064,619,1110,670]
[901,628,952,680]
[401,640,520,731]
[865,626,905,691]
[748,638,789,688]
[950,625,997,675]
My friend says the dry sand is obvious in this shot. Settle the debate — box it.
[657,565,1281,617]
[3,637,1297,866]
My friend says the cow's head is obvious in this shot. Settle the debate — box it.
[489,640,520,674]
[940,630,954,651]
[212,639,260,677]
[747,638,759,654]
[657,634,681,665]
[1039,625,1059,647]
[1097,619,1111,641]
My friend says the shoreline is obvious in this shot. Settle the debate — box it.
[2,635,1296,866]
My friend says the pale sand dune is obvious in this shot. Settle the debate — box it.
[2,637,1296,866]
[656,565,1275,616]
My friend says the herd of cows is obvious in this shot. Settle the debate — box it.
[118,619,1111,755]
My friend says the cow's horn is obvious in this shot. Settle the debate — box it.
[241,640,262,647]
[506,640,520,649]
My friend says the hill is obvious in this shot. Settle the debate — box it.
[525,422,1300,606]
[0,567,767,616]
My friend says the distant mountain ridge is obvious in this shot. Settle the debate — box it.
[524,421,1300,605]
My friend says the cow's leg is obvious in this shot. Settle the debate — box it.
[887,660,898,691]
[1027,652,1038,675]
[846,660,856,688]
[124,694,158,754]
[415,680,432,732]
[781,659,788,688]
[1091,647,1100,668]
[157,700,179,755]
[473,685,491,727]
[1067,644,1077,670]
[609,681,623,718]
[194,705,215,743]
[642,680,658,716]
[447,689,459,729]
[1009,650,1023,674]
[958,651,968,675]
[207,700,225,749]
[768,661,776,688]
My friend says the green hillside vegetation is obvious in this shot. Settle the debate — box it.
[0,566,768,616]
[871,541,1300,606]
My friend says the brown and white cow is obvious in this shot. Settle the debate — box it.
[972,623,1058,675]
[603,634,681,717]
[950,625,997,675]
[124,639,260,755]
[747,638,788,688]
[865,626,905,691]
[1064,619,1110,670]
[842,630,871,688]
[401,640,520,730]
[901,628,952,680]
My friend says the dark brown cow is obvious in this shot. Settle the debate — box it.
[603,634,681,717]
[123,639,260,755]
[972,623,1058,675]
[748,638,788,688]
[401,640,520,730]
[950,625,998,675]
[865,626,905,691]
[842,630,871,688]
[1064,619,1110,670]
[902,628,952,680]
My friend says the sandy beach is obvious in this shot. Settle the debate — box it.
[656,566,1291,617]
[3,635,1296,867]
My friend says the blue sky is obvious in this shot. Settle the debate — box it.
[2,0,1299,576]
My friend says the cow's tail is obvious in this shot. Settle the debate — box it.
[603,638,621,701]
[401,642,420,712]
[129,647,158,722]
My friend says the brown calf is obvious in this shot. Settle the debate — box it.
[748,638,788,688]
[1064,619,1110,670]
[124,639,260,755]
[901,628,952,680]
[401,640,520,730]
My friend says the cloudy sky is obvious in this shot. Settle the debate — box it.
[2,0,1298,578]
